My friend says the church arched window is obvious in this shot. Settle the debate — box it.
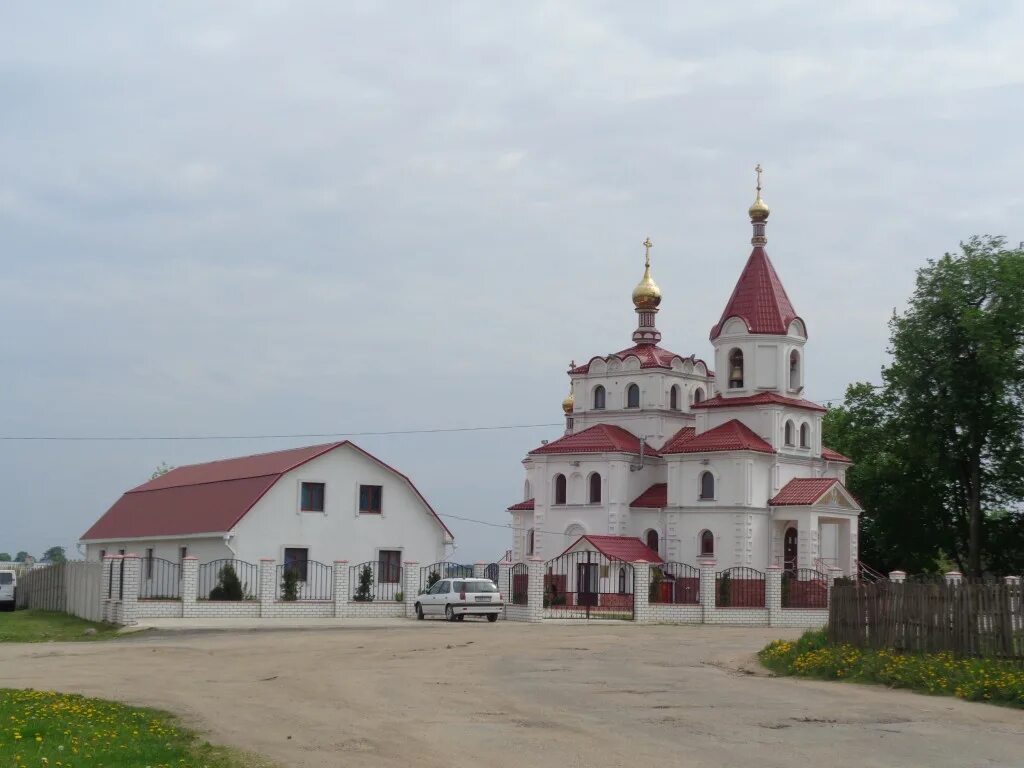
[618,567,627,594]
[728,349,744,389]
[524,479,531,501]
[784,420,795,446]
[670,385,680,410]
[693,387,704,404]
[800,422,810,448]
[588,473,602,503]
[554,474,567,505]
[593,385,606,410]
[700,530,715,556]
[526,528,535,556]
[645,529,659,554]
[699,471,715,500]
[789,350,801,390]
[626,383,640,408]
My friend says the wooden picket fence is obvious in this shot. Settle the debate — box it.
[829,579,1024,660]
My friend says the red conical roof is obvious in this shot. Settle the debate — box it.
[710,246,801,340]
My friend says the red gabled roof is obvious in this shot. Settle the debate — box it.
[770,477,849,506]
[661,426,696,453]
[81,441,453,541]
[822,446,852,463]
[563,534,663,563]
[529,424,661,457]
[507,498,535,511]
[630,483,667,508]
[662,419,774,454]
[710,246,802,340]
[570,345,710,375]
[691,392,826,413]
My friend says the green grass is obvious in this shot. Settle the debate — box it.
[760,630,1024,708]
[0,610,119,643]
[0,689,273,767]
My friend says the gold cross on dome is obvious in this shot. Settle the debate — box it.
[642,236,653,266]
[755,163,763,193]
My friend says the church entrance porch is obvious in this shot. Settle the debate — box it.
[771,512,857,576]
[543,550,634,620]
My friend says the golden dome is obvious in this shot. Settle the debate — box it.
[749,194,770,222]
[561,389,575,414]
[632,236,661,310]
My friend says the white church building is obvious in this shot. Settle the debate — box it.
[508,173,861,575]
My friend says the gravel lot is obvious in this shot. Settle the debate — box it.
[1,620,1022,767]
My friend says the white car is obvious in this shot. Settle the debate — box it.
[415,577,503,622]
[0,570,16,611]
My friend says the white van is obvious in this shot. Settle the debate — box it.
[0,570,16,611]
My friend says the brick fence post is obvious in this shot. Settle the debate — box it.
[181,556,198,618]
[527,557,545,623]
[473,561,486,579]
[404,561,420,618]
[333,561,349,618]
[698,556,716,623]
[633,561,651,624]
[259,558,276,617]
[766,564,782,627]
[101,554,115,623]
[944,570,963,587]
[497,560,511,620]
[120,554,140,626]
[889,570,906,584]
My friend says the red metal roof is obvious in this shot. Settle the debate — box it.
[529,424,662,457]
[710,246,802,340]
[564,534,663,563]
[570,345,710,375]
[661,426,696,453]
[662,419,774,454]
[81,441,453,541]
[822,446,852,463]
[507,498,535,511]
[630,483,667,508]
[691,392,826,413]
[769,477,845,506]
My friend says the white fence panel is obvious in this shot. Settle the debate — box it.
[15,561,104,622]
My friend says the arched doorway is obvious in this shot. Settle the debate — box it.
[783,527,798,573]
[645,529,659,555]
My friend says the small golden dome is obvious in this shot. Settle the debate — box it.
[632,236,661,310]
[749,194,770,222]
[561,389,575,414]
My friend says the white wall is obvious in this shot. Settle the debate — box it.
[84,538,231,563]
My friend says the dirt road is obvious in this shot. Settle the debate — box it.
[1,621,1021,767]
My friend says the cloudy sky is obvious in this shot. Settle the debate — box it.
[1,1,1022,561]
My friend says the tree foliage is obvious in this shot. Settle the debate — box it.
[209,563,245,601]
[824,236,1024,575]
[42,546,67,563]
[14,552,30,563]
[353,564,375,602]
[0,553,11,562]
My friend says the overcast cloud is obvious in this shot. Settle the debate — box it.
[1,1,1022,561]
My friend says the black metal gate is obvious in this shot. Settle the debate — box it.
[543,550,633,619]
[419,562,473,592]
[484,562,499,585]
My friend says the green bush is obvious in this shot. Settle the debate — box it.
[209,563,244,601]
[718,571,731,607]
[353,564,375,602]
[280,567,300,601]
[760,630,1024,708]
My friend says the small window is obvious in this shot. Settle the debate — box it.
[145,548,154,579]
[728,348,744,389]
[99,549,106,560]
[554,474,567,505]
[300,481,325,512]
[284,547,309,581]
[589,473,602,503]
[784,420,795,446]
[618,567,627,594]
[118,549,126,556]
[593,385,606,410]
[670,385,680,410]
[524,479,531,500]
[800,422,810,448]
[179,546,187,563]
[699,471,715,500]
[626,383,640,408]
[646,529,659,554]
[789,350,800,390]
[359,484,383,513]
[700,530,715,556]
[526,528,535,556]
[693,387,704,404]
[378,550,401,583]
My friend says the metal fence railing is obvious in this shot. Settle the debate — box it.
[277,560,333,601]
[543,550,634,619]
[509,563,528,605]
[650,562,700,605]
[349,560,403,602]
[715,567,766,608]
[197,559,259,601]
[139,557,181,600]
[782,568,829,609]
[419,562,473,592]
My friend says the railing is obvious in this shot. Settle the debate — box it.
[139,557,180,600]
[197,559,258,600]
[649,562,700,604]
[484,562,500,585]
[277,560,333,601]
[349,560,403,602]
[715,567,766,608]
[543,550,634,619]
[509,563,528,605]
[419,562,473,592]
[857,560,886,583]
[782,568,829,609]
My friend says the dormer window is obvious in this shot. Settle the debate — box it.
[593,385,606,410]
[728,349,744,389]
[626,383,640,409]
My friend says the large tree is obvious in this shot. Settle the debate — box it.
[42,546,67,563]
[825,237,1024,575]
[14,551,30,563]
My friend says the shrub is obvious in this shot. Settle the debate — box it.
[209,563,244,601]
[395,591,404,602]
[718,571,732,607]
[426,571,440,589]
[280,567,300,601]
[353,564,375,602]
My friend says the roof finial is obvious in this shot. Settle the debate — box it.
[642,236,653,268]
[749,164,770,240]
[755,163,763,194]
